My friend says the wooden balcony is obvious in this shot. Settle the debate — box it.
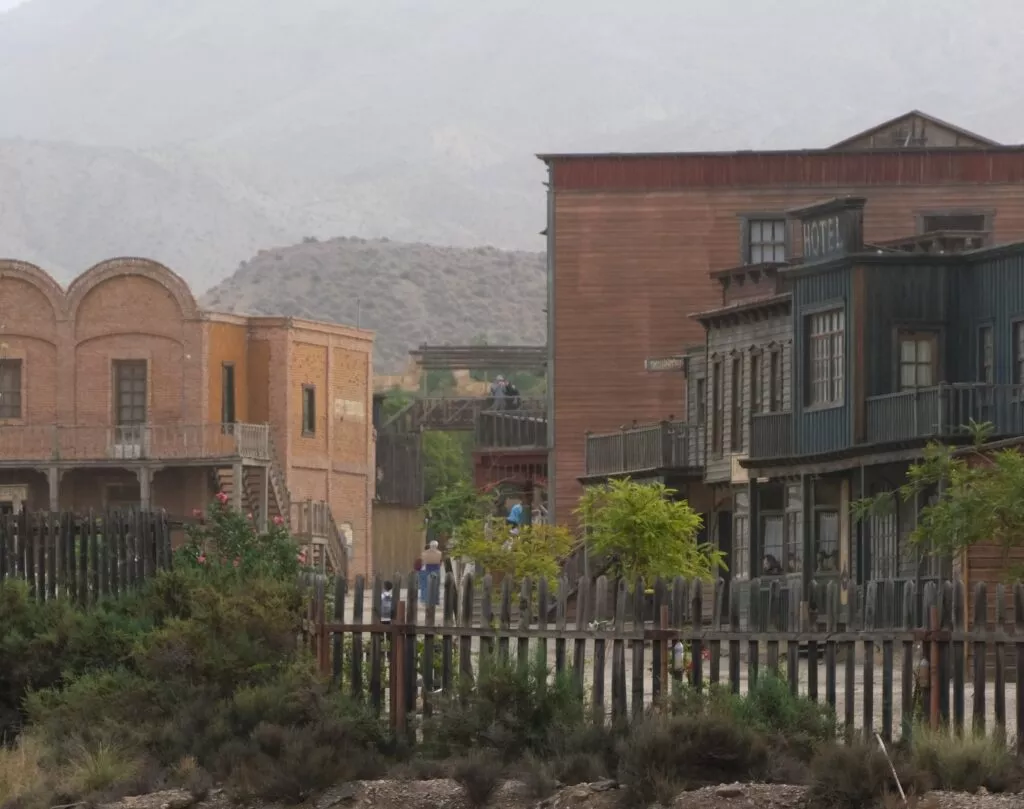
[865,383,1024,444]
[475,408,547,450]
[384,396,546,433]
[0,422,270,467]
[750,412,793,460]
[584,421,702,479]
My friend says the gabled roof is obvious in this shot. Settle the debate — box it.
[830,109,1000,149]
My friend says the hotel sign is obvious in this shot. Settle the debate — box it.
[645,356,685,372]
[801,207,863,263]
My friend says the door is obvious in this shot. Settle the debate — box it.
[716,510,733,614]
[113,360,147,456]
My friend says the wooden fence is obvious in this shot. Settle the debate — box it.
[303,572,1024,751]
[0,510,173,604]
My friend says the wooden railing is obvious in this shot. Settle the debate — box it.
[749,412,793,460]
[475,408,547,449]
[382,396,546,433]
[0,423,270,464]
[865,383,1024,444]
[584,421,701,478]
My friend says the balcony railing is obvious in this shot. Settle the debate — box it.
[0,423,270,464]
[865,383,1024,444]
[475,409,547,449]
[750,412,793,460]
[584,421,702,478]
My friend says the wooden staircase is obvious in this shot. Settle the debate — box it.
[213,438,349,577]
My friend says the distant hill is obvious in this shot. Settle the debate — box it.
[202,237,547,372]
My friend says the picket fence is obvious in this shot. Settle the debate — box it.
[303,571,1024,752]
[0,510,173,604]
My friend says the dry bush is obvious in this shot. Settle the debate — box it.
[0,735,46,806]
[906,725,1024,793]
[806,740,921,809]
[618,713,769,807]
[519,754,559,800]
[451,751,504,808]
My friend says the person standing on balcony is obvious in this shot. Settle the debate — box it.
[490,375,507,410]
[504,378,521,410]
[422,540,443,607]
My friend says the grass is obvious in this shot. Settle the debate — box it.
[906,724,1024,793]
[0,735,45,805]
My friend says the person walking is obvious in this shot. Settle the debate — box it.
[421,539,443,606]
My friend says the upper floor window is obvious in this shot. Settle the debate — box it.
[979,326,994,384]
[694,377,706,424]
[898,331,937,389]
[221,362,236,424]
[113,360,147,425]
[0,359,22,419]
[921,213,987,233]
[807,309,844,407]
[730,356,743,451]
[711,361,724,456]
[750,352,763,414]
[746,219,787,264]
[302,384,317,435]
[768,349,783,411]
[1014,323,1024,384]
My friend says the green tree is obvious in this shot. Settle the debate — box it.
[422,430,474,498]
[424,480,492,542]
[851,422,1024,576]
[575,478,724,583]
[449,520,577,596]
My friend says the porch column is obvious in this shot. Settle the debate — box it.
[747,478,760,580]
[47,466,60,512]
[232,462,244,512]
[137,467,154,511]
[259,465,270,532]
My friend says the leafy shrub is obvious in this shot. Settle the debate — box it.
[424,658,583,758]
[618,713,768,807]
[451,751,504,808]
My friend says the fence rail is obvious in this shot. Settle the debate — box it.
[304,572,1024,747]
[584,421,701,478]
[0,510,173,604]
[0,422,270,463]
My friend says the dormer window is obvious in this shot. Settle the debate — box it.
[746,218,787,264]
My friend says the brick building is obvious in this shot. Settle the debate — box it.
[540,110,1024,524]
[0,257,374,577]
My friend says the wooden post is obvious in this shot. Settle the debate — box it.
[392,601,407,735]
[929,603,940,731]
[659,604,670,700]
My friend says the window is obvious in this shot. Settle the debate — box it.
[711,362,723,455]
[730,356,743,451]
[221,363,236,424]
[113,360,147,425]
[761,515,784,575]
[1014,323,1024,384]
[815,511,840,573]
[694,377,706,424]
[769,349,783,411]
[747,219,787,263]
[302,385,316,435]
[869,506,898,580]
[807,309,844,406]
[105,483,141,511]
[979,326,994,383]
[898,331,937,389]
[784,483,803,574]
[750,353,762,415]
[922,213,986,233]
[0,359,22,419]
